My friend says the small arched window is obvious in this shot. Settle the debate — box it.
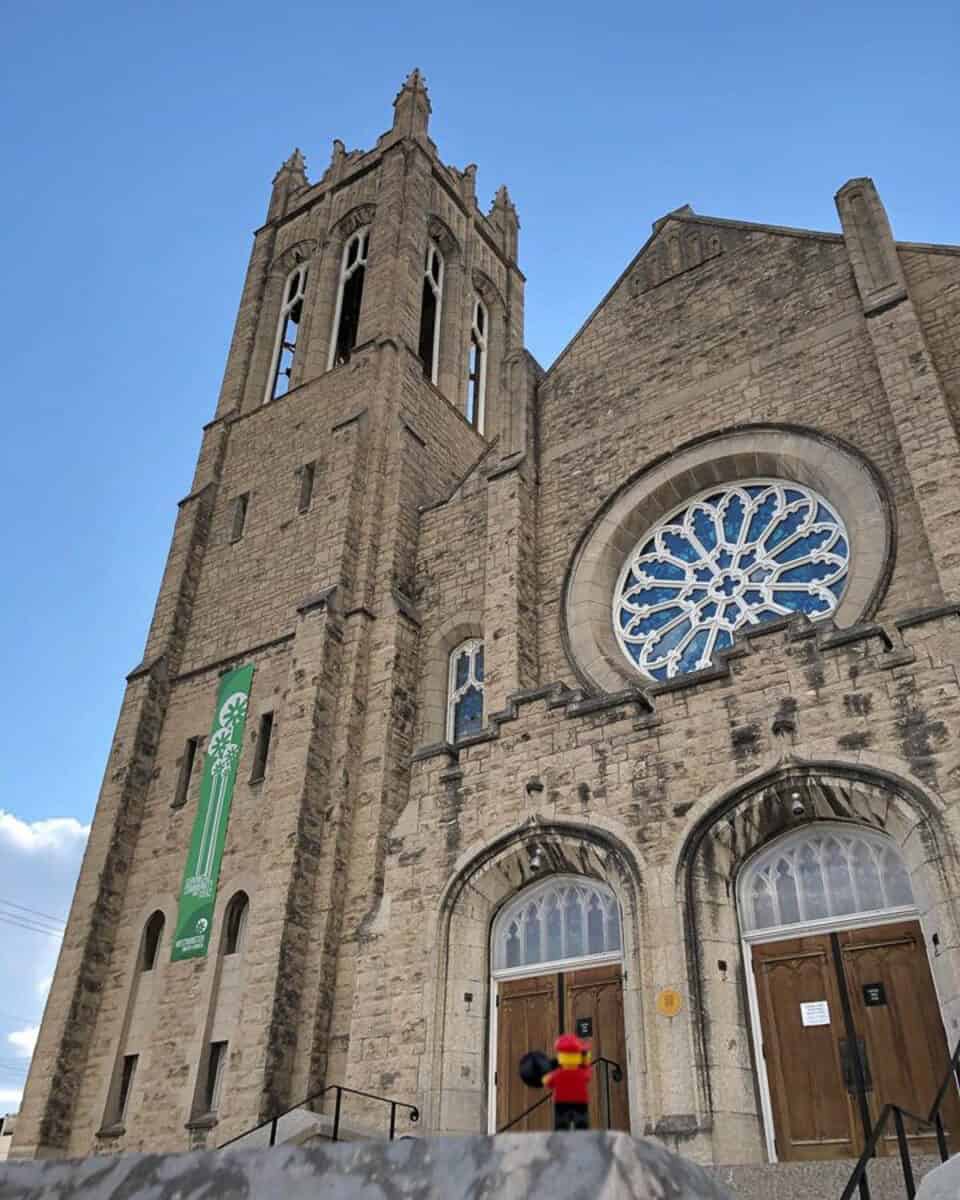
[223,891,249,956]
[418,242,444,383]
[493,876,622,972]
[739,825,915,934]
[142,911,165,972]
[466,297,487,432]
[446,639,484,743]
[329,228,370,369]
[266,265,309,402]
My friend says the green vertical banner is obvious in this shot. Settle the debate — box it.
[172,664,255,961]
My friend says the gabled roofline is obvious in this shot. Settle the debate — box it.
[541,209,960,381]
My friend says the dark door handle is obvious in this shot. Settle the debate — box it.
[839,1036,873,1093]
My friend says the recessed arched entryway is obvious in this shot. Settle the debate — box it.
[425,819,647,1138]
[678,761,960,1166]
[489,875,628,1133]
[738,823,960,1162]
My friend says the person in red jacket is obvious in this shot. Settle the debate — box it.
[543,1033,592,1130]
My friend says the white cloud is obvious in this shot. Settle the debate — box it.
[0,808,89,1113]
[0,811,90,856]
[8,1027,39,1057]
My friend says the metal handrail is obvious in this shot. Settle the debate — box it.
[218,1082,420,1149]
[840,1039,960,1200]
[496,1055,624,1134]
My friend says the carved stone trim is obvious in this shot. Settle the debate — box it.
[427,214,460,259]
[333,203,376,240]
[471,267,505,310]
[272,238,318,276]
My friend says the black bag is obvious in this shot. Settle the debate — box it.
[519,1051,557,1088]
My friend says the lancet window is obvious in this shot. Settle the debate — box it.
[446,639,484,743]
[466,296,487,431]
[418,241,444,383]
[329,228,370,368]
[266,265,308,401]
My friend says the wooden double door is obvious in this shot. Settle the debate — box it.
[495,962,630,1132]
[753,920,960,1162]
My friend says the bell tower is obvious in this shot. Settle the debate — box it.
[13,72,537,1157]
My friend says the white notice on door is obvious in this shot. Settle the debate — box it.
[800,1000,830,1027]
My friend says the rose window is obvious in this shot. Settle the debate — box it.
[613,480,850,681]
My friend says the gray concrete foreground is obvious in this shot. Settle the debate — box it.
[916,1154,960,1199]
[0,1133,732,1198]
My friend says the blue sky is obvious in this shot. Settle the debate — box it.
[0,0,956,1108]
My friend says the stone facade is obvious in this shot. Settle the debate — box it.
[12,71,960,1172]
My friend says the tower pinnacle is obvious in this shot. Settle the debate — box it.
[392,68,431,137]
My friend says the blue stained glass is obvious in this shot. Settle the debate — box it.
[746,493,778,543]
[454,686,483,739]
[773,527,833,562]
[763,507,805,550]
[614,479,850,681]
[777,590,831,615]
[649,617,692,657]
[475,646,484,681]
[625,605,683,632]
[721,495,745,543]
[626,585,684,608]
[692,507,717,551]
[454,652,470,689]
[662,531,699,562]
[643,559,686,581]
[779,561,839,584]
[679,628,711,672]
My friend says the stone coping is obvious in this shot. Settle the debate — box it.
[0,1132,732,1199]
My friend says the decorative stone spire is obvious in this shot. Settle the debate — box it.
[392,68,431,138]
[267,148,309,221]
[489,184,519,261]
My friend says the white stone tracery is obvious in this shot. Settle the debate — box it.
[614,478,851,681]
[738,825,915,934]
[492,875,622,972]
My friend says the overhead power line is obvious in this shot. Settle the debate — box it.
[0,898,66,927]
[0,914,63,939]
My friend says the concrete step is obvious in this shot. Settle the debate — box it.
[705,1156,941,1200]
[222,1107,382,1149]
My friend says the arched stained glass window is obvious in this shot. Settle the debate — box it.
[446,638,484,743]
[614,479,851,681]
[493,876,622,972]
[738,826,915,934]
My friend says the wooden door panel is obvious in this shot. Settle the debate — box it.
[840,921,960,1152]
[753,936,859,1160]
[563,964,630,1131]
[496,974,557,1131]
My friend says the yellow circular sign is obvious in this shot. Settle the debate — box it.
[656,988,683,1018]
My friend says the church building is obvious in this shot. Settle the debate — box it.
[13,72,960,1174]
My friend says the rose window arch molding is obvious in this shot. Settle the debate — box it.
[561,425,895,695]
